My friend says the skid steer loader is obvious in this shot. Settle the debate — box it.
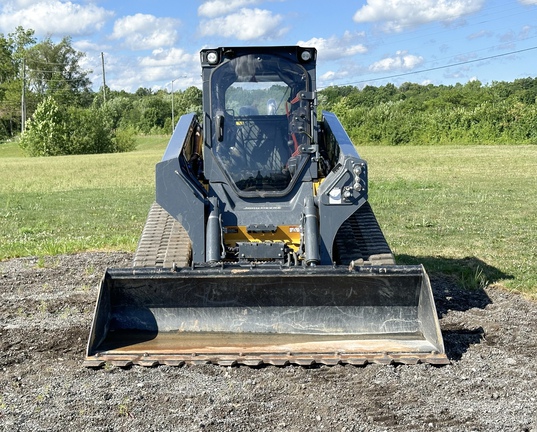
[84,46,448,367]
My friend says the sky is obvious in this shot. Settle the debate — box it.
[1,0,537,93]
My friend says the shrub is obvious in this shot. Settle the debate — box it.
[68,106,114,154]
[19,96,69,156]
[113,127,137,152]
[19,97,137,156]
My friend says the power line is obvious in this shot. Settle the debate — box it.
[25,59,81,66]
[26,68,87,73]
[386,30,535,76]
[331,44,537,88]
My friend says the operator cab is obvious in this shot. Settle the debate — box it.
[203,48,316,197]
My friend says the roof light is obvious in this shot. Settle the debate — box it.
[300,50,312,62]
[207,51,219,64]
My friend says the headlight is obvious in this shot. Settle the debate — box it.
[206,51,219,64]
[300,50,312,62]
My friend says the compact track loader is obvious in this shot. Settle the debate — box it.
[85,46,448,367]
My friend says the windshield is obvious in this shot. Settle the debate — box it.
[211,53,311,195]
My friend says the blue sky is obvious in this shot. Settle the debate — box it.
[1,0,537,92]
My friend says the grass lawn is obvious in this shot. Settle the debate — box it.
[0,135,168,257]
[360,145,537,296]
[1,138,535,296]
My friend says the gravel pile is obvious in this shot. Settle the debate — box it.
[1,252,536,431]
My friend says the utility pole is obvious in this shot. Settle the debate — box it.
[101,52,107,104]
[21,58,26,133]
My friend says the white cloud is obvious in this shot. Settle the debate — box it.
[298,32,367,60]
[499,30,516,44]
[320,71,336,80]
[320,69,350,81]
[317,70,351,89]
[0,0,113,36]
[106,50,201,93]
[353,0,485,32]
[467,29,492,40]
[519,0,537,4]
[519,25,533,39]
[199,8,286,40]
[139,48,197,68]
[369,50,424,71]
[198,0,261,18]
[4,0,39,8]
[111,14,180,50]
[76,37,199,92]
[73,39,111,53]
[453,52,477,62]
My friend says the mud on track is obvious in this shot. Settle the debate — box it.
[1,252,536,431]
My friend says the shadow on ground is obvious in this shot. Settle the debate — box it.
[396,255,513,361]
[396,254,512,314]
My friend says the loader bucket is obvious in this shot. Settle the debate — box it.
[84,264,448,367]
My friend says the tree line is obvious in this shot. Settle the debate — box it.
[0,27,202,156]
[2,27,536,156]
[319,79,537,145]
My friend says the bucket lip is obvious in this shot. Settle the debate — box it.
[84,350,449,368]
[105,264,426,279]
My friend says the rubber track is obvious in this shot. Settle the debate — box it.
[133,202,191,268]
[334,202,395,266]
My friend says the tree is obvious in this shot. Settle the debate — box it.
[0,35,17,138]
[0,28,37,138]
[7,27,36,65]
[135,87,153,97]
[318,85,356,110]
[25,35,92,106]
[175,86,202,117]
[0,36,15,84]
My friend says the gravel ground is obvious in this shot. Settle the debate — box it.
[1,252,536,432]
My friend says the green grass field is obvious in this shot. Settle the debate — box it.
[1,137,535,296]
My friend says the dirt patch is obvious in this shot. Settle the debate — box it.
[1,252,536,431]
